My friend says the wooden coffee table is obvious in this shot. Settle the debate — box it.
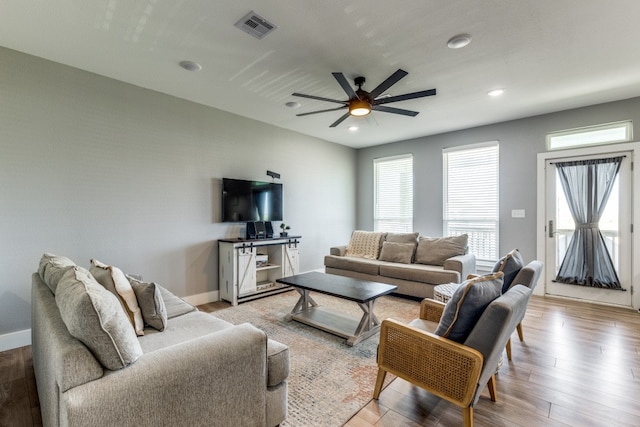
[276,272,398,346]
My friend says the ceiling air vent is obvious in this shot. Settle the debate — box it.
[234,11,277,39]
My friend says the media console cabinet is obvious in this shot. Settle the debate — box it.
[218,236,301,305]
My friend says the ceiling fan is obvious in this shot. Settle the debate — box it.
[292,69,436,128]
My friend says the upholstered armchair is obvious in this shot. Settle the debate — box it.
[505,260,543,359]
[374,284,532,427]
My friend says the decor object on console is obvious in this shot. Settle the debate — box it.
[324,231,476,299]
[279,222,291,237]
[32,253,289,427]
[374,277,533,427]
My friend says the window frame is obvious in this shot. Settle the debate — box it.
[546,120,633,151]
[443,141,499,267]
[373,154,414,233]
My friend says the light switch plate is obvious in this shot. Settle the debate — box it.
[511,209,525,218]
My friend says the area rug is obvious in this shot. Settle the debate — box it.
[212,290,420,427]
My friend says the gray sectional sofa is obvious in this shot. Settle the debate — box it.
[32,254,289,427]
[324,231,476,299]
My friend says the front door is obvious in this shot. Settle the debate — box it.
[544,151,632,307]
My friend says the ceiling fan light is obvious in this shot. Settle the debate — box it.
[349,99,371,116]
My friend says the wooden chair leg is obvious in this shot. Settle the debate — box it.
[462,406,474,427]
[506,337,512,361]
[373,368,387,399]
[516,322,524,341]
[487,374,497,402]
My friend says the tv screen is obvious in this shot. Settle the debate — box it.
[221,178,283,222]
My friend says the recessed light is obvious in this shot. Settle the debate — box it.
[285,101,301,108]
[179,60,202,72]
[447,34,472,49]
[348,126,359,132]
[488,88,505,97]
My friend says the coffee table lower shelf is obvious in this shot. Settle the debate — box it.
[285,306,380,346]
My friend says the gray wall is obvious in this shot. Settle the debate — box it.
[0,47,356,336]
[357,97,640,264]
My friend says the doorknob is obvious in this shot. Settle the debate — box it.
[548,219,555,238]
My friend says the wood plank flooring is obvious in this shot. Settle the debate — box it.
[345,295,640,427]
[1,295,639,426]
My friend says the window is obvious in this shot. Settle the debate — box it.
[374,154,413,232]
[443,142,499,266]
[546,121,632,150]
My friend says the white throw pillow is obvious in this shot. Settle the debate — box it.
[90,259,145,336]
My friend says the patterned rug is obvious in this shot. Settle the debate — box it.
[212,290,420,427]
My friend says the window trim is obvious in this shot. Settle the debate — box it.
[546,120,633,151]
[443,141,499,267]
[373,154,414,233]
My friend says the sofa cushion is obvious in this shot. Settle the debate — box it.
[90,259,145,336]
[55,266,143,370]
[324,255,381,275]
[493,249,524,293]
[345,230,386,259]
[414,234,468,266]
[138,310,233,352]
[385,232,419,244]
[127,276,168,332]
[267,339,290,387]
[379,263,460,285]
[378,241,415,264]
[38,253,76,294]
[434,272,503,343]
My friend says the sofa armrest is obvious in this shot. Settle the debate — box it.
[330,245,348,256]
[377,319,483,407]
[443,254,476,281]
[420,298,446,322]
[61,323,272,427]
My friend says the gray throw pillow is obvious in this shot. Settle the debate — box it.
[493,249,524,293]
[55,267,143,370]
[378,242,415,264]
[434,272,503,343]
[385,232,419,244]
[38,253,76,294]
[127,275,168,332]
[414,234,468,266]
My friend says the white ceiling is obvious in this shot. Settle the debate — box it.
[2,1,640,149]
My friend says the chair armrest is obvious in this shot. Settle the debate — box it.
[444,254,476,281]
[420,298,446,322]
[377,319,483,407]
[330,245,348,256]
[62,323,270,426]
[466,273,479,280]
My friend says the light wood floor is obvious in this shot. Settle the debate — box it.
[345,295,640,427]
[2,295,639,427]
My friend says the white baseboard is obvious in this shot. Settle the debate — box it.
[0,329,31,352]
[183,290,219,306]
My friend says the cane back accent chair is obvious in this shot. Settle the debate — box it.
[373,284,533,427]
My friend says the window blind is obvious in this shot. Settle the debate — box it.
[443,142,499,264]
[374,154,413,232]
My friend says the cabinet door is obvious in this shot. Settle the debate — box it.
[283,244,299,277]
[237,248,256,296]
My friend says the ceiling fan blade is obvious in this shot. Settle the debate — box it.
[329,112,351,128]
[368,69,408,99]
[332,73,358,99]
[296,106,347,117]
[372,105,419,117]
[374,89,436,105]
[292,92,347,104]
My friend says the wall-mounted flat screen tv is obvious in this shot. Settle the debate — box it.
[221,178,283,222]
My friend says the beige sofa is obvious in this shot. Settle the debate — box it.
[32,254,289,427]
[324,231,476,299]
